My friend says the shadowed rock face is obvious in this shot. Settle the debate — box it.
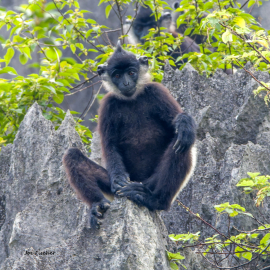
[1,62,270,269]
[161,63,270,269]
[0,103,171,270]
[87,64,270,269]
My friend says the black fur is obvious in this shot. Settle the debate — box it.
[63,46,196,228]
[126,5,200,65]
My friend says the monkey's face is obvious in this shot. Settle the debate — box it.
[134,22,157,44]
[98,42,150,99]
[109,67,139,97]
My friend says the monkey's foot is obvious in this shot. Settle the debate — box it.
[117,182,155,210]
[90,199,110,230]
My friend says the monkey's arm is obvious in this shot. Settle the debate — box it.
[151,83,196,154]
[103,141,130,193]
[99,97,130,193]
[119,142,196,211]
[173,113,196,153]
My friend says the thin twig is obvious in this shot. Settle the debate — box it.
[65,80,101,96]
[234,59,270,91]
[220,22,270,65]
[104,28,121,33]
[233,226,270,234]
[125,1,140,36]
[115,0,124,39]
[52,0,104,53]
[241,0,250,9]
[199,242,270,269]
[176,200,251,252]
[200,252,259,269]
[68,75,98,92]
[80,83,103,120]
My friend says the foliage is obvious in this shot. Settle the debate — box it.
[0,0,270,150]
[169,174,270,269]
[237,172,270,207]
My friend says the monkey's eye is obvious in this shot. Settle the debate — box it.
[135,26,143,32]
[115,74,120,78]
[129,71,134,76]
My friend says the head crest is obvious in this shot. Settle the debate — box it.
[106,41,138,71]
[116,40,124,53]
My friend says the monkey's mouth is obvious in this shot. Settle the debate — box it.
[122,88,136,97]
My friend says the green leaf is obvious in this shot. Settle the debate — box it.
[247,172,261,178]
[248,0,256,8]
[53,92,64,104]
[19,54,28,65]
[222,30,233,43]
[74,1,80,8]
[167,251,185,260]
[21,47,32,59]
[70,44,76,54]
[169,262,178,270]
[234,17,246,28]
[4,47,14,66]
[260,233,270,247]
[0,66,18,75]
[87,19,97,24]
[105,4,112,18]
[242,252,252,261]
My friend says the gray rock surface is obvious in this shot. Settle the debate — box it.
[72,63,270,269]
[161,63,270,269]
[161,62,270,236]
[1,62,270,269]
[0,103,171,270]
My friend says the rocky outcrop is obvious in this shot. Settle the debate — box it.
[0,103,171,270]
[1,63,270,269]
[161,63,270,238]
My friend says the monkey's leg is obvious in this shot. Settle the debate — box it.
[119,113,196,210]
[63,148,113,229]
[119,140,196,211]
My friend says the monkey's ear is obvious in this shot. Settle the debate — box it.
[97,64,107,76]
[161,12,172,20]
[139,56,149,66]
[173,1,180,9]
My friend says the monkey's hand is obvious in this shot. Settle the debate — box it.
[173,113,196,154]
[111,173,131,194]
[117,182,157,210]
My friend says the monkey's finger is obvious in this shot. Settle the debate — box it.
[135,194,145,204]
[175,144,188,154]
[91,207,103,217]
[175,145,184,154]
[120,185,146,193]
[100,202,110,211]
[116,180,130,187]
[90,215,102,230]
[173,139,181,150]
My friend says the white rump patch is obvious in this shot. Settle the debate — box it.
[171,145,197,204]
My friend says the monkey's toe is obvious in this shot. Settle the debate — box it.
[90,199,111,229]
[90,214,102,230]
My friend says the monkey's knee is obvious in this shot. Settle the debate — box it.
[63,147,87,165]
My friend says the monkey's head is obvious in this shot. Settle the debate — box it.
[132,5,172,44]
[97,41,151,99]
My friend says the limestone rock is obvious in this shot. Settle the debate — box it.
[0,103,170,270]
